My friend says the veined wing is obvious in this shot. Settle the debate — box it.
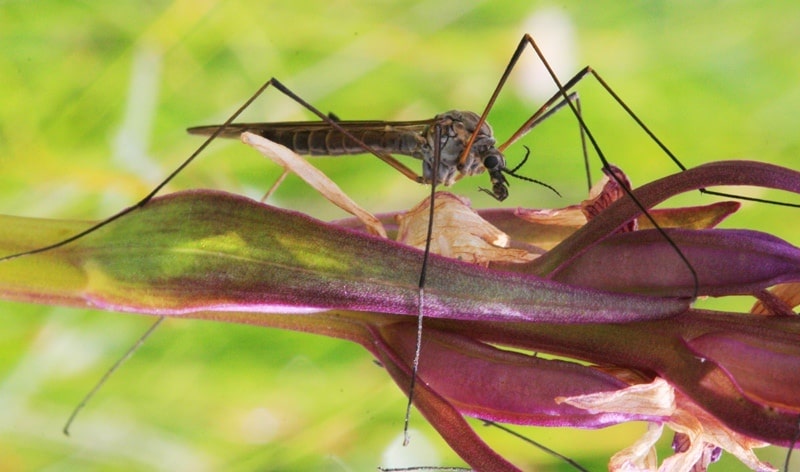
[187,119,434,159]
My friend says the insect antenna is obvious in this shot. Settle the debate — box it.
[501,146,562,197]
[505,145,531,174]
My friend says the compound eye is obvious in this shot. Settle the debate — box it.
[483,154,499,170]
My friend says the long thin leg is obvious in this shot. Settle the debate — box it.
[498,90,592,191]
[4,77,424,431]
[784,417,800,471]
[266,81,424,183]
[575,97,591,191]
[523,35,700,296]
[481,420,588,472]
[260,169,291,203]
[379,467,469,472]
[0,79,272,262]
[403,122,443,446]
[492,42,800,209]
[460,34,700,297]
[62,317,165,435]
[0,78,424,263]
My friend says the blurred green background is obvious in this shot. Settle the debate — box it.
[1,1,799,470]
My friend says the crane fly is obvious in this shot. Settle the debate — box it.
[187,109,563,201]
[4,31,799,471]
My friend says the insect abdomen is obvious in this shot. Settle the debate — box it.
[261,128,425,158]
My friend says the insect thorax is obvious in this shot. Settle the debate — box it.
[420,110,505,187]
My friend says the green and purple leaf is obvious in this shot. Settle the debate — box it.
[2,159,800,471]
